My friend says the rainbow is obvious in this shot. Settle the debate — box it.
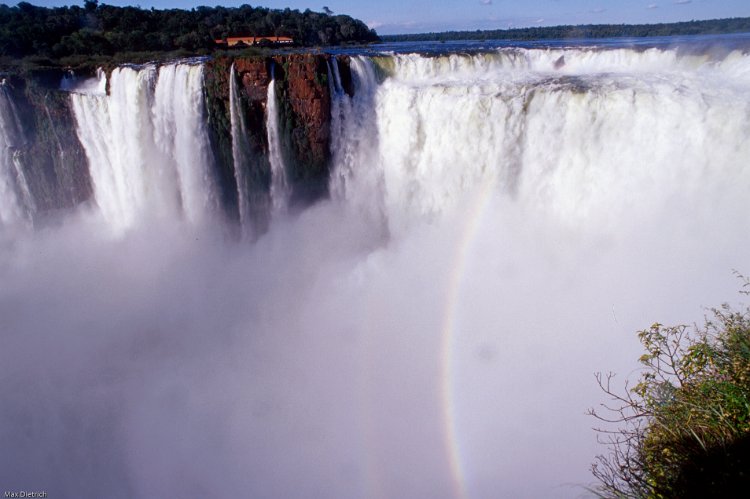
[440,176,499,499]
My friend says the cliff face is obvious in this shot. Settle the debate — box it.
[2,73,92,222]
[234,58,271,102]
[205,54,337,210]
[275,54,331,202]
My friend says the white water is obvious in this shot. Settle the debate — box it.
[2,45,750,499]
[328,57,385,230]
[266,63,289,213]
[69,63,217,232]
[0,83,33,227]
[331,50,750,235]
[229,62,254,232]
[60,68,107,95]
[379,46,750,84]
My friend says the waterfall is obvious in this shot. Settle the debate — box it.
[60,68,107,95]
[0,83,33,227]
[3,41,750,499]
[329,48,750,235]
[266,62,289,213]
[229,62,253,232]
[328,56,383,227]
[153,64,217,226]
[70,62,217,231]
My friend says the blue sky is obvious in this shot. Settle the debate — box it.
[22,1,750,35]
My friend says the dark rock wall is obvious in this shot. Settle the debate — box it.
[231,57,274,230]
[275,54,332,203]
[4,73,92,221]
[203,57,242,223]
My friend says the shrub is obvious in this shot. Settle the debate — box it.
[590,274,750,498]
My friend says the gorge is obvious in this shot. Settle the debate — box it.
[1,41,750,497]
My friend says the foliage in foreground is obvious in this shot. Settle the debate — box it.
[590,275,750,498]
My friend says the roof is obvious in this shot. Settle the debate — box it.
[215,36,294,46]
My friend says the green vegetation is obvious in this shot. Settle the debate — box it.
[0,1,378,69]
[383,17,750,43]
[590,274,750,497]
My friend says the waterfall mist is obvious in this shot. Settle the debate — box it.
[1,45,750,498]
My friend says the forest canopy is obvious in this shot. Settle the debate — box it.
[0,1,379,61]
[382,17,750,42]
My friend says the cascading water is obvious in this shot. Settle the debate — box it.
[266,62,289,213]
[153,64,217,225]
[69,62,217,232]
[330,48,750,236]
[328,56,384,229]
[229,62,253,232]
[60,67,107,94]
[0,83,33,227]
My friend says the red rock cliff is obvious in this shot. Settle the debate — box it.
[205,54,334,205]
[274,54,331,189]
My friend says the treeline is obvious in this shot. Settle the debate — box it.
[0,1,378,61]
[383,17,750,42]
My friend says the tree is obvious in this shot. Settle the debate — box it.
[0,2,379,62]
[590,274,750,498]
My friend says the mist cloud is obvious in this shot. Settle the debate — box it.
[1,175,746,497]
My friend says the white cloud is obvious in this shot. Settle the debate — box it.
[675,0,692,4]
[647,3,658,9]
[480,0,492,5]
